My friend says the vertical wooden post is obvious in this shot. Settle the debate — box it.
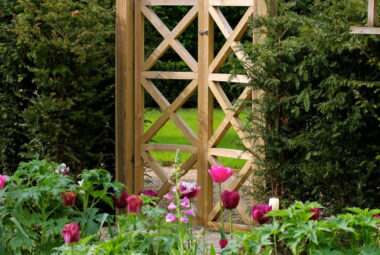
[134,0,145,194]
[197,0,214,226]
[116,0,135,191]
[368,0,377,27]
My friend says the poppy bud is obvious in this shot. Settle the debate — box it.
[252,204,272,224]
[127,195,143,214]
[219,239,228,249]
[113,191,128,209]
[208,165,233,183]
[309,208,319,220]
[62,191,77,207]
[221,190,240,210]
[62,222,80,244]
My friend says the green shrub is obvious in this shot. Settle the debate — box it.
[0,0,116,174]
[232,0,380,213]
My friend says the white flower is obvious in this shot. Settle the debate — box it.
[78,180,84,187]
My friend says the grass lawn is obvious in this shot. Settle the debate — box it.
[144,108,249,169]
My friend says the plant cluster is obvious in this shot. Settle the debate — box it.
[0,155,379,254]
[0,157,124,254]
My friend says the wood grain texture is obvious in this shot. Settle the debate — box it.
[116,0,135,190]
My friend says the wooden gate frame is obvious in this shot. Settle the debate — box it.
[116,0,271,229]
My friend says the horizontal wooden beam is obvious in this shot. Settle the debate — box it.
[142,143,197,153]
[209,73,249,83]
[207,221,251,231]
[142,0,197,6]
[350,26,380,34]
[209,0,254,6]
[142,71,197,80]
[208,148,251,160]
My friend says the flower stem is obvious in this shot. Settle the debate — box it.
[274,233,278,255]
[71,245,74,255]
[218,183,224,235]
[229,210,233,239]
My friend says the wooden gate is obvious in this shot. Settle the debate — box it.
[116,0,270,229]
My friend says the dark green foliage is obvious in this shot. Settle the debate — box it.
[0,0,115,174]
[232,0,380,213]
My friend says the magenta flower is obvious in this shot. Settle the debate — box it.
[374,214,380,219]
[219,239,228,249]
[62,222,80,244]
[55,163,69,175]
[221,190,240,210]
[180,216,188,223]
[138,189,158,197]
[166,213,176,222]
[62,191,77,208]
[113,191,128,209]
[179,181,200,199]
[208,165,232,183]
[252,204,272,224]
[0,175,8,189]
[184,208,195,216]
[164,193,174,200]
[309,208,319,221]
[168,202,176,210]
[180,197,190,207]
[127,195,143,214]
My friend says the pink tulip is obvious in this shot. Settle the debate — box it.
[138,189,158,197]
[219,239,228,249]
[62,222,80,244]
[221,190,240,210]
[208,165,232,183]
[166,213,176,222]
[113,191,128,209]
[62,191,77,207]
[309,208,319,221]
[127,195,143,214]
[252,204,272,224]
[179,181,200,199]
[0,175,8,189]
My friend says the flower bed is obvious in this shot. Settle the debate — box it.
[0,154,379,254]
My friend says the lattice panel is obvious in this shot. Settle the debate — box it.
[133,0,267,230]
[206,2,256,228]
[135,1,199,200]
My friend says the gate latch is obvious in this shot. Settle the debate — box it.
[199,30,208,35]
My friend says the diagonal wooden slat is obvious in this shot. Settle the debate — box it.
[141,151,169,183]
[209,7,251,65]
[208,81,252,149]
[209,7,253,73]
[141,78,198,145]
[208,86,252,148]
[142,79,198,144]
[143,6,198,70]
[141,5,198,72]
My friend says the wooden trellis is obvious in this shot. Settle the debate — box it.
[116,0,270,229]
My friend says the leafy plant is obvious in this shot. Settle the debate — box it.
[0,158,123,254]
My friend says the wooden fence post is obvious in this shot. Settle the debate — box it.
[197,0,214,227]
[116,0,135,191]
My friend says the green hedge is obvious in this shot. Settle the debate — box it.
[231,0,380,213]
